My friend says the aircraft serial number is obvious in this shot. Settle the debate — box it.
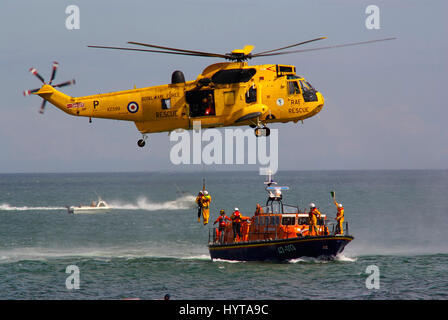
[107,106,120,111]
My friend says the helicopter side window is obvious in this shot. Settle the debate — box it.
[212,68,256,84]
[245,85,257,103]
[224,91,235,106]
[288,81,300,95]
[162,98,171,110]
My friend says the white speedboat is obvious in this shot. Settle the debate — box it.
[67,199,110,214]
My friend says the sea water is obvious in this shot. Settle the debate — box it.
[0,170,447,299]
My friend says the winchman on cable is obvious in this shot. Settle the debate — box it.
[195,190,204,223]
[201,190,212,225]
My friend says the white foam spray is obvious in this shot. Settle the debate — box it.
[109,195,196,211]
[0,204,65,211]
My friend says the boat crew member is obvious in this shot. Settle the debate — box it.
[214,209,231,242]
[333,200,344,235]
[231,208,248,241]
[308,203,321,236]
[254,203,264,216]
[201,190,212,225]
[195,191,204,223]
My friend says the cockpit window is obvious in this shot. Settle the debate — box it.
[300,80,318,102]
[288,81,300,95]
[212,68,256,84]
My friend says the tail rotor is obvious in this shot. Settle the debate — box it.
[24,61,75,114]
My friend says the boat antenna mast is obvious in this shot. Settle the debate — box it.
[264,170,289,206]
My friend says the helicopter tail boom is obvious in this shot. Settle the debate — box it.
[34,85,79,116]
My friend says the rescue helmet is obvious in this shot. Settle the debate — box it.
[338,203,343,208]
[234,207,239,211]
[310,203,316,208]
[199,190,203,194]
[204,190,209,195]
[220,209,225,214]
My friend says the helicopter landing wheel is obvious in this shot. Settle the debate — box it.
[265,127,271,137]
[137,139,146,147]
[254,126,271,137]
[137,134,148,148]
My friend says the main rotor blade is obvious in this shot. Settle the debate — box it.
[252,37,396,57]
[252,37,327,56]
[53,79,76,88]
[49,61,59,85]
[127,41,229,59]
[88,45,228,59]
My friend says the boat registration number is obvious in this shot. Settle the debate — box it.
[278,244,296,255]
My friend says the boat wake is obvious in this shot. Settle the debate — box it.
[109,195,196,211]
[334,254,357,262]
[288,253,357,264]
[0,195,196,213]
[0,203,65,211]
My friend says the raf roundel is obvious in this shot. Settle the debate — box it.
[127,101,139,113]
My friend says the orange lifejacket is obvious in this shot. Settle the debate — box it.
[336,208,344,227]
[195,195,203,206]
[216,215,229,227]
[309,208,321,225]
[232,211,242,223]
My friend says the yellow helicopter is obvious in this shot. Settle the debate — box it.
[24,37,394,147]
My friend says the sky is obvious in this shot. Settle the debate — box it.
[0,0,447,173]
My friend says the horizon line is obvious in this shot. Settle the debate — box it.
[1,168,447,175]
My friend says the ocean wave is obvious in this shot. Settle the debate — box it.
[288,254,357,264]
[0,246,209,264]
[334,254,357,262]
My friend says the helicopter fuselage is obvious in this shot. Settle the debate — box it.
[36,61,324,135]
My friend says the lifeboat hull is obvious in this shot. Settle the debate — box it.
[208,235,354,261]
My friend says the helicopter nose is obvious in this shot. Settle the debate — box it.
[317,91,325,106]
